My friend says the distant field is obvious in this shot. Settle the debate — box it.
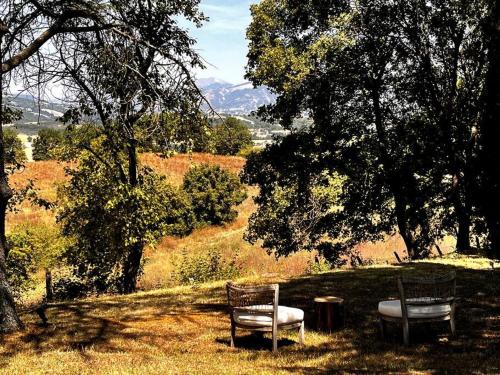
[8,153,456,294]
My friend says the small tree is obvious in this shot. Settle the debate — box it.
[32,128,63,161]
[183,164,247,225]
[57,149,195,293]
[3,129,26,165]
[211,117,253,156]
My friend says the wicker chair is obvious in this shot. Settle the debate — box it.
[226,282,305,352]
[378,272,456,346]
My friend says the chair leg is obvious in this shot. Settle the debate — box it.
[298,321,305,345]
[272,328,278,353]
[402,319,410,346]
[379,317,386,339]
[450,317,456,337]
[230,322,236,348]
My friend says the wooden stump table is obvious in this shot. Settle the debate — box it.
[314,296,345,333]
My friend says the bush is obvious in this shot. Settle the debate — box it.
[3,128,26,165]
[183,164,247,225]
[32,128,64,161]
[6,224,68,299]
[173,248,240,285]
[52,274,90,300]
[211,117,253,156]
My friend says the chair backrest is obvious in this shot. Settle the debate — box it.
[226,282,279,314]
[398,271,456,309]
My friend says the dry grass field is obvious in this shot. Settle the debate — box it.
[1,257,499,374]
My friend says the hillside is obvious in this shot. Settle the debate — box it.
[8,152,455,296]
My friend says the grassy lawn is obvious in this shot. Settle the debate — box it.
[1,257,499,374]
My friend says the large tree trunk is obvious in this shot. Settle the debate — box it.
[121,137,143,293]
[0,25,23,331]
[480,0,500,259]
[393,188,419,260]
[121,242,143,294]
[370,81,422,260]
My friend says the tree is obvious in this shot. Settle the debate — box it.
[57,149,195,293]
[0,0,193,332]
[478,0,500,258]
[3,128,26,165]
[183,164,247,225]
[32,128,63,161]
[211,117,253,156]
[52,0,207,293]
[245,0,489,260]
[242,134,345,264]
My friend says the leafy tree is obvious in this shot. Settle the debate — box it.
[242,135,345,263]
[211,117,253,156]
[52,0,207,293]
[0,0,157,332]
[478,0,500,258]
[183,164,247,225]
[32,128,63,161]
[57,150,195,293]
[245,0,490,260]
[3,128,26,165]
[136,112,211,154]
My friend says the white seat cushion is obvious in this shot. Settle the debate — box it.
[233,305,304,327]
[378,299,451,319]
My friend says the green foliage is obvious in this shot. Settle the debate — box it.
[211,117,253,156]
[3,128,26,165]
[32,128,64,161]
[246,0,490,259]
[183,164,247,226]
[242,137,346,262]
[57,153,195,292]
[51,124,103,161]
[137,112,211,155]
[173,248,240,285]
[5,224,67,299]
[307,255,332,275]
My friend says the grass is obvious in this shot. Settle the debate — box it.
[1,256,499,374]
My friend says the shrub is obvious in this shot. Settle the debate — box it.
[211,117,253,156]
[32,128,64,161]
[6,224,68,299]
[3,128,26,165]
[173,248,240,285]
[52,274,90,300]
[183,164,247,225]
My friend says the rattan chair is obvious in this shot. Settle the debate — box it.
[378,272,456,346]
[226,282,305,352]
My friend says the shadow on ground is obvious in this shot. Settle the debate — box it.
[0,262,498,373]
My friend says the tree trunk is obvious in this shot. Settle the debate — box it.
[480,0,500,259]
[121,242,143,294]
[0,25,23,331]
[120,136,143,293]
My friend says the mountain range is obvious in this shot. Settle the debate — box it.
[3,78,275,134]
[197,78,275,115]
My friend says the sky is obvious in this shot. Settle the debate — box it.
[188,0,258,84]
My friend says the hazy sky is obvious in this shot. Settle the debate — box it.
[189,0,257,84]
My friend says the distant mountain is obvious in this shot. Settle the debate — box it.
[4,93,68,135]
[197,78,275,115]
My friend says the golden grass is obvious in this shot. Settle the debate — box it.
[1,257,499,374]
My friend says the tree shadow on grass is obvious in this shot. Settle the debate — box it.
[0,285,229,367]
[0,262,498,374]
[271,262,500,373]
